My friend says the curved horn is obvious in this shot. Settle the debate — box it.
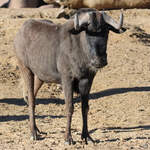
[102,11,123,30]
[74,12,90,30]
[74,13,79,30]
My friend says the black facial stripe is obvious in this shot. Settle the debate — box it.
[93,13,98,28]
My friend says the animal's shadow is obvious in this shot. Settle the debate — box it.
[129,26,150,46]
[89,86,150,100]
[0,114,65,122]
[105,125,150,133]
[0,86,150,122]
[91,125,150,144]
[0,98,65,122]
[0,97,65,106]
[1,86,150,143]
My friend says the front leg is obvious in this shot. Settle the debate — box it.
[81,95,95,144]
[62,77,74,145]
[79,78,95,144]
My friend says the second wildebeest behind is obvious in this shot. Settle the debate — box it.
[13,8,126,144]
[0,0,46,8]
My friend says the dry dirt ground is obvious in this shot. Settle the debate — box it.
[0,8,150,150]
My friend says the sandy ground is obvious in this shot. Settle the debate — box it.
[0,8,150,150]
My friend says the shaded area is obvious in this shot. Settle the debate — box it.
[0,114,65,122]
[104,125,150,133]
[89,86,150,100]
[0,98,26,106]
[0,86,150,106]
[130,26,150,46]
[0,98,65,106]
[94,125,150,143]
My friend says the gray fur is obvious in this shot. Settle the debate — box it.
[1,0,46,8]
[14,8,126,144]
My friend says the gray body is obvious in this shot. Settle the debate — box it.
[0,0,9,7]
[14,8,126,144]
[14,19,104,83]
[16,20,82,82]
[1,0,46,8]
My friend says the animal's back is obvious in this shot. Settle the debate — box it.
[9,0,38,8]
[14,19,61,82]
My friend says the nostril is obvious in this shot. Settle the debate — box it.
[101,56,107,65]
[102,56,107,61]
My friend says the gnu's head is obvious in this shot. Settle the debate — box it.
[74,8,125,33]
[73,8,126,70]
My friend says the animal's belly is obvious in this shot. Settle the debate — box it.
[34,70,61,84]
[29,62,61,84]
[24,46,61,83]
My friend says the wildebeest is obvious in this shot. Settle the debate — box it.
[0,0,9,8]
[1,0,46,8]
[52,0,150,10]
[13,8,126,144]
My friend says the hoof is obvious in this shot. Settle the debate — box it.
[30,130,38,141]
[64,138,75,145]
[64,141,70,145]
[30,134,38,141]
[23,96,29,105]
[81,134,95,144]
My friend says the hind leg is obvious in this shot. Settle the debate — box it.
[22,74,43,105]
[18,59,39,140]
[22,77,29,105]
[34,75,43,97]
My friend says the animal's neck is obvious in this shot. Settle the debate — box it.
[63,20,75,32]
